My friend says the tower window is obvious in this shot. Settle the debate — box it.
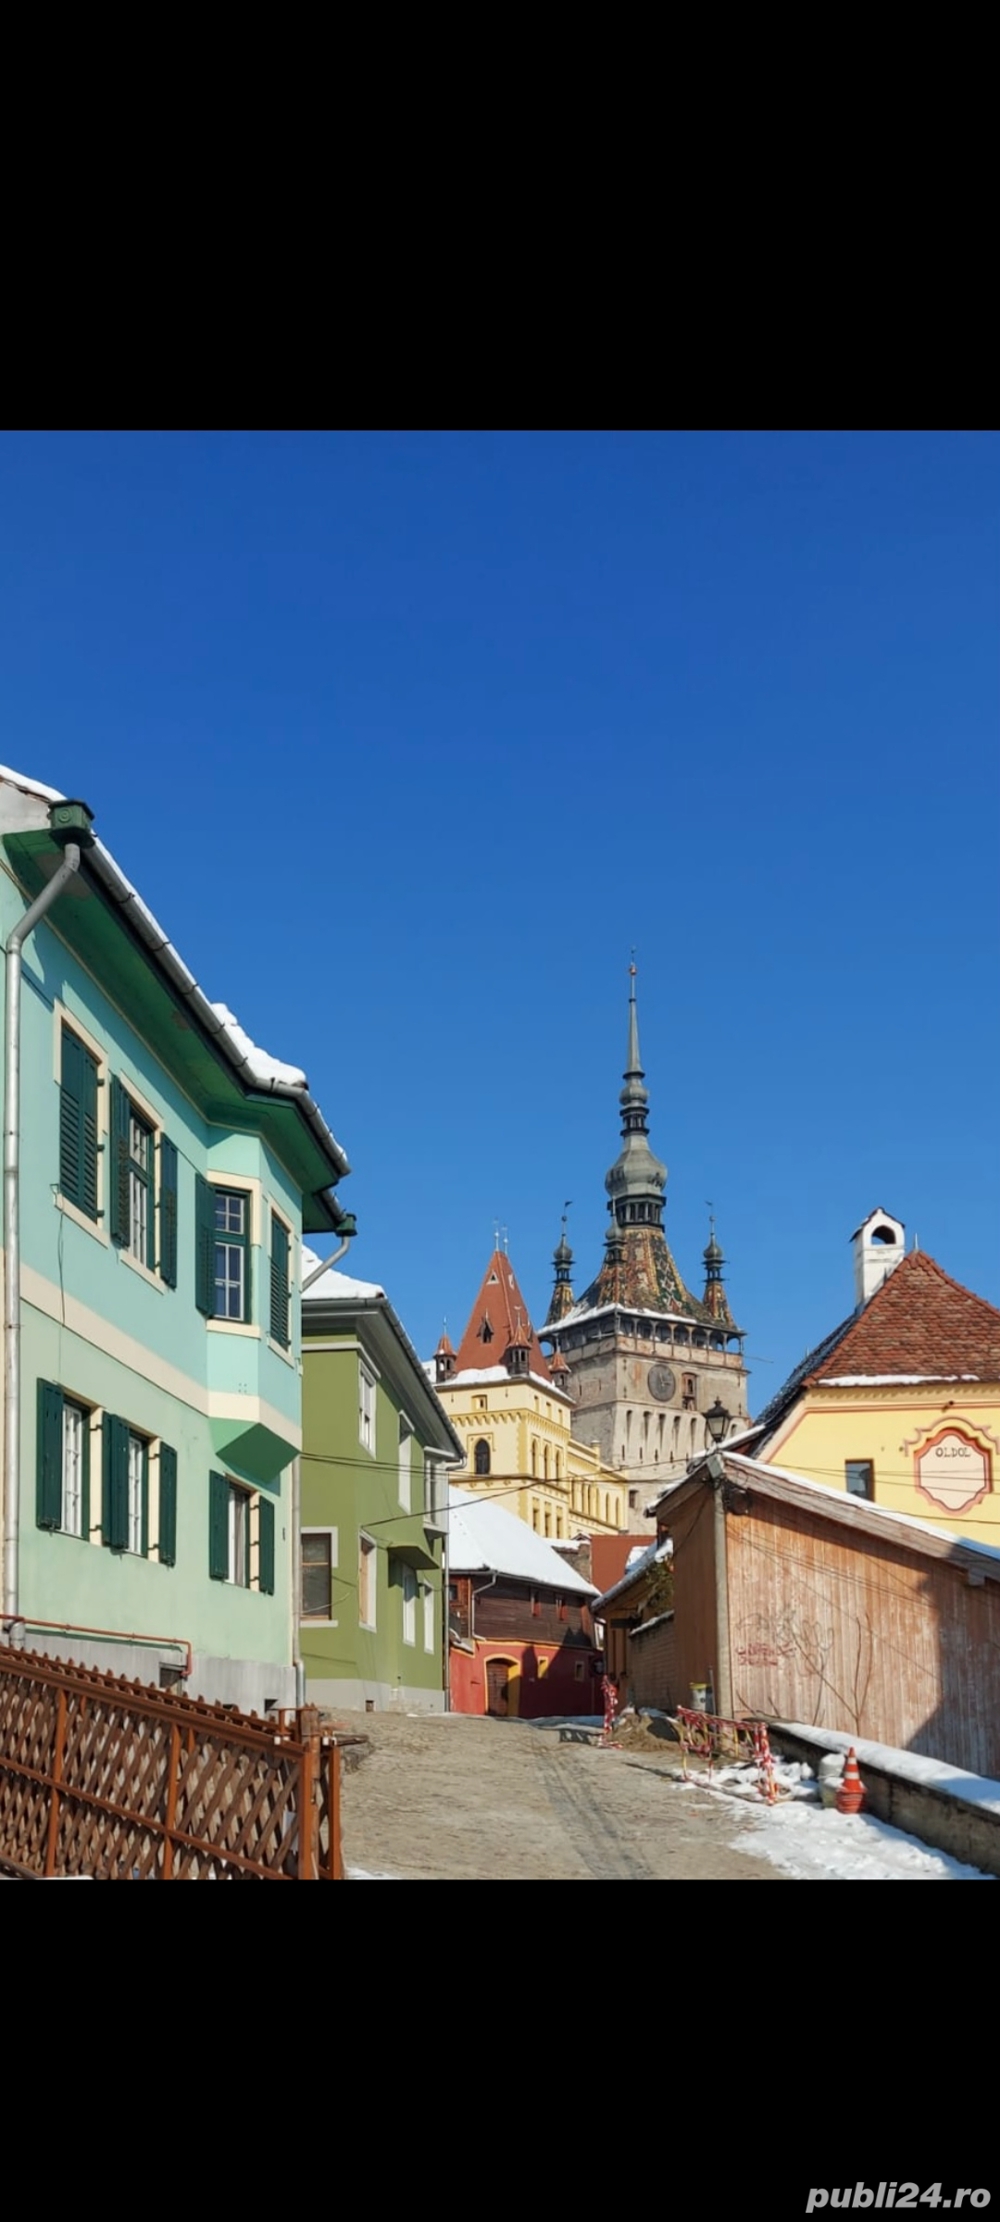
[474,1439,491,1477]
[479,1318,494,1343]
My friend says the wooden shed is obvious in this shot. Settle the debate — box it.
[644,1452,1000,1777]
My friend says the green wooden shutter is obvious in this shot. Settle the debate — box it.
[195,1177,215,1316]
[109,1078,130,1246]
[59,1028,83,1207]
[81,1046,99,1220]
[159,1445,178,1565]
[159,1138,178,1287]
[209,1470,229,1579]
[36,1381,64,1530]
[102,1414,130,1550]
[269,1214,290,1348]
[258,1495,275,1595]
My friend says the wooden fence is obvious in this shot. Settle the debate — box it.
[0,1644,343,1879]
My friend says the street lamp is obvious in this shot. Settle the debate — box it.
[705,1398,730,1446]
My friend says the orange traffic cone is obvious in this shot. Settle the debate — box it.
[835,1746,865,1815]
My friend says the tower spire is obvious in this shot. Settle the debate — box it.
[544,1202,576,1327]
[605,961,667,1226]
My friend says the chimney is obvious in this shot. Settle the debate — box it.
[852,1208,906,1308]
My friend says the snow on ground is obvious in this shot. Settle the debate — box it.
[673,1757,994,1881]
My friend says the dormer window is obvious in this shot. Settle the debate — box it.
[479,1318,494,1343]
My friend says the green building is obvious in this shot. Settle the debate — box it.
[300,1258,463,1710]
[0,763,352,1709]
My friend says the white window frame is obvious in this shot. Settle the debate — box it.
[423,1583,435,1654]
[127,1431,146,1557]
[61,1401,86,1538]
[359,1361,377,1457]
[398,1413,413,1511]
[228,1481,251,1588]
[402,1563,417,1646]
[127,1103,154,1267]
[214,1188,250,1322]
[359,1531,377,1630]
[301,1527,338,1624]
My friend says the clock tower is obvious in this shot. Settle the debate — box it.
[541,968,749,1516]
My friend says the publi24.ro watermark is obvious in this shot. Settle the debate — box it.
[807,2194,990,2213]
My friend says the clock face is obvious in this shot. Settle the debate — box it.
[647,1364,676,1403]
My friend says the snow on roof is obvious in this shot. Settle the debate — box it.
[446,1487,596,1596]
[548,1300,703,1336]
[724,1450,1000,1567]
[593,1535,671,1612]
[210,1002,307,1091]
[819,1374,980,1387]
[0,762,64,803]
[0,764,350,1185]
[443,1366,569,1397]
[301,1246,385,1303]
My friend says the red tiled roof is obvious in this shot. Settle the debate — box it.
[435,1330,455,1356]
[454,1249,553,1380]
[809,1251,1000,1384]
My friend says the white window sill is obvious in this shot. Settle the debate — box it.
[118,1247,165,1293]
[359,1619,377,1633]
[358,1439,377,1459]
[302,1618,338,1629]
[267,1335,296,1368]
[55,1194,107,1245]
[402,1638,416,1648]
[208,1318,261,1339]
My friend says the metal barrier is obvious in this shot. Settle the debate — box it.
[674,1704,779,1803]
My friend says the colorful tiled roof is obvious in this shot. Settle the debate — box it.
[571,1224,713,1325]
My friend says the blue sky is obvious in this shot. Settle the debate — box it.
[1,431,997,1404]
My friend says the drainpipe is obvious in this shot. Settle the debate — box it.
[294,1228,356,1704]
[3,803,94,1633]
[707,1450,732,1717]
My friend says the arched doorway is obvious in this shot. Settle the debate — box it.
[485,1656,519,1718]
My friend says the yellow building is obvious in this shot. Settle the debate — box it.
[751,1209,1000,1546]
[430,1247,628,1540]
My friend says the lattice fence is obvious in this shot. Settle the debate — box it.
[0,1645,343,1879]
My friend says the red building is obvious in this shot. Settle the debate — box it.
[448,1487,602,1718]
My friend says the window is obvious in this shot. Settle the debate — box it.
[59,1024,100,1222]
[359,1533,377,1628]
[423,1584,435,1653]
[108,1079,177,1283]
[208,1472,274,1591]
[846,1460,874,1500]
[474,1438,491,1477]
[126,1106,153,1265]
[61,1400,87,1537]
[100,1415,149,1555]
[302,1530,337,1621]
[228,1483,250,1586]
[127,1431,146,1556]
[37,1385,93,1539]
[205,1187,250,1321]
[269,1210,290,1348]
[402,1564,417,1645]
[398,1415,412,1511]
[359,1362,376,1455]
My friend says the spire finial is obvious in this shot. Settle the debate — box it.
[625,953,642,1078]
